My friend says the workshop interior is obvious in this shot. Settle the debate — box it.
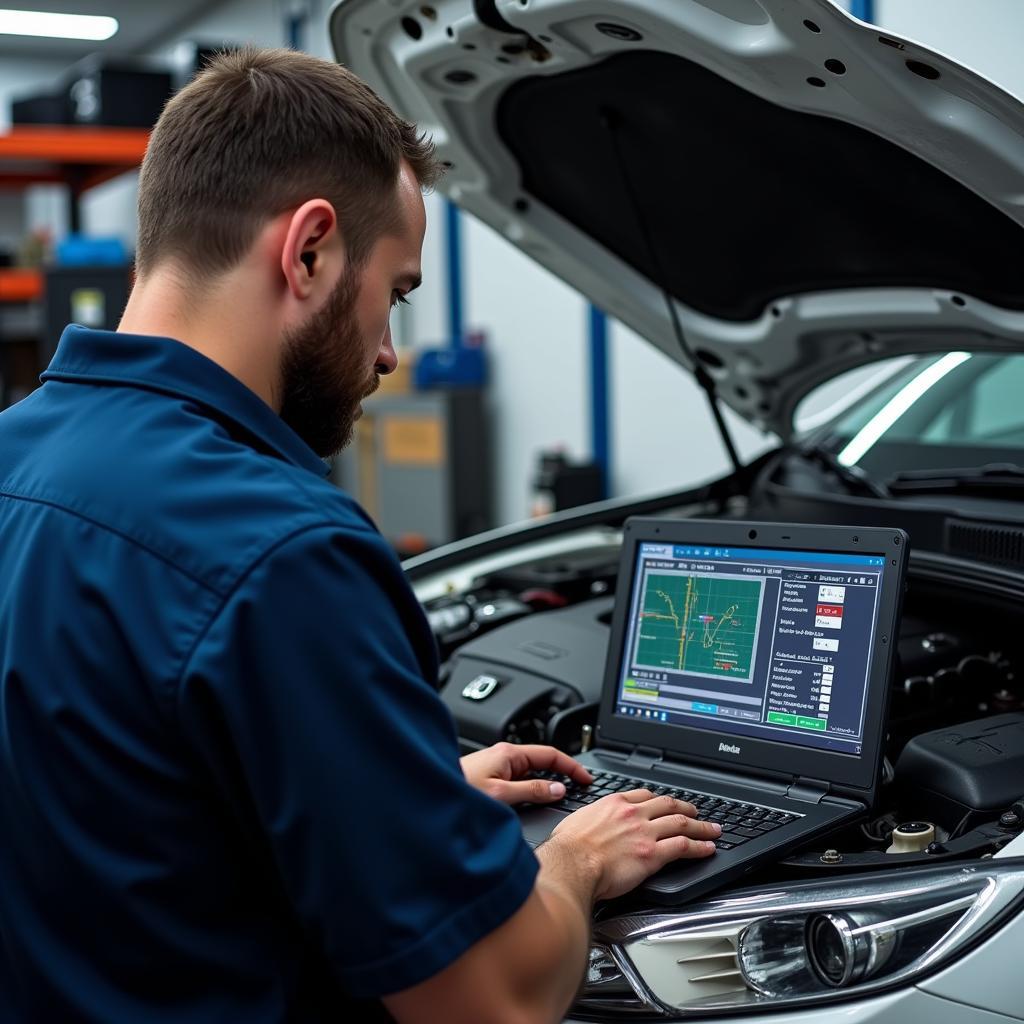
[2,0,1024,1020]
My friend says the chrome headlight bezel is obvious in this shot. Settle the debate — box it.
[575,859,1024,1018]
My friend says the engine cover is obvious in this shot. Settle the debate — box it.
[896,713,1024,832]
[440,598,612,751]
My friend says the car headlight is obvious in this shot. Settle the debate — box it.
[803,910,899,987]
[573,862,1024,1017]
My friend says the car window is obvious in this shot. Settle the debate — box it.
[792,357,914,435]
[800,353,1024,477]
[946,356,1024,445]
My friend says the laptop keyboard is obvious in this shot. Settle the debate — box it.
[530,769,801,850]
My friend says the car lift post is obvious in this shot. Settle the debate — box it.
[445,199,464,349]
[850,0,875,24]
[589,305,611,500]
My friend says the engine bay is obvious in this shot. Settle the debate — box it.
[424,542,1024,893]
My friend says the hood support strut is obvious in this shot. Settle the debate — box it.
[601,107,742,475]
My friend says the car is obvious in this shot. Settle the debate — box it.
[328,0,1024,1020]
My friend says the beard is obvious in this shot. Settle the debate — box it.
[278,271,380,459]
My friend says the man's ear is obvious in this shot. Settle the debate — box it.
[280,199,341,301]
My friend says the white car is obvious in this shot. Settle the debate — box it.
[329,1,1024,1020]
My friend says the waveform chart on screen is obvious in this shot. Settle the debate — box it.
[635,572,764,683]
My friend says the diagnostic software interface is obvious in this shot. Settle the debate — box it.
[615,542,886,755]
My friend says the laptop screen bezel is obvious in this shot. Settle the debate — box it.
[595,518,908,799]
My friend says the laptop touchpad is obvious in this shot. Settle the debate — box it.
[519,806,567,848]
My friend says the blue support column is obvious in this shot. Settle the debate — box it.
[286,11,306,49]
[445,199,464,349]
[589,305,611,499]
[849,0,875,23]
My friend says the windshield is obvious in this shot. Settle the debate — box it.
[802,353,1024,479]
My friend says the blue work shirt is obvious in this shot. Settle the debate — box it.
[0,326,538,1022]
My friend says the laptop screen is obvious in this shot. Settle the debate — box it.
[614,541,886,756]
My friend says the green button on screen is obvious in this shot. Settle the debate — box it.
[796,717,828,731]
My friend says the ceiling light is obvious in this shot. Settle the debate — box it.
[0,8,118,41]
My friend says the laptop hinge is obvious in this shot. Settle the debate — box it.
[787,777,830,804]
[626,746,664,772]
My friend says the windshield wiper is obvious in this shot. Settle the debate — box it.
[886,462,1024,497]
[799,444,892,499]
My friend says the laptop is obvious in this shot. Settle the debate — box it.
[520,517,908,904]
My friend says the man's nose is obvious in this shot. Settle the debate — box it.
[376,325,398,375]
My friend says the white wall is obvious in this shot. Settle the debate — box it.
[149,0,332,60]
[610,325,773,499]
[463,216,589,523]
[875,0,1024,101]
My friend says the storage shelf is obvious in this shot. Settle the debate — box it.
[0,126,149,192]
[0,269,42,303]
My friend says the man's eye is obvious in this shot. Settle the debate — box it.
[390,292,410,309]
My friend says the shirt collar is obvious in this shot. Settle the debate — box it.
[41,325,331,479]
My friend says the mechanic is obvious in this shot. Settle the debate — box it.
[0,48,720,1023]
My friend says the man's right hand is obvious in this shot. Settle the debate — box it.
[384,790,720,1024]
[548,789,720,900]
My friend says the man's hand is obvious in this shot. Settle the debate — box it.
[547,789,720,900]
[385,778,719,1024]
[460,741,592,806]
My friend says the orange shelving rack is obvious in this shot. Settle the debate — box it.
[0,125,149,238]
[0,126,147,403]
[0,268,42,302]
[0,125,149,190]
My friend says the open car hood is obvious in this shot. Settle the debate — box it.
[330,0,1024,438]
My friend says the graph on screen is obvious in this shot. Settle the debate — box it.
[635,572,763,682]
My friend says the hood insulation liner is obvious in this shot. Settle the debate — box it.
[496,50,1024,322]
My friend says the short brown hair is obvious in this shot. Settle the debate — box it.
[136,47,440,279]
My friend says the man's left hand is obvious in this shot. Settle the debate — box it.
[460,742,593,806]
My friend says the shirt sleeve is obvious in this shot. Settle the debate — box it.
[175,523,538,998]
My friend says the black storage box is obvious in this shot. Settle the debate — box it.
[171,40,239,88]
[11,91,69,125]
[65,56,173,128]
[42,265,131,362]
[532,451,604,512]
[896,712,1024,832]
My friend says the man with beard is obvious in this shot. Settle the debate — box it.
[0,48,718,1024]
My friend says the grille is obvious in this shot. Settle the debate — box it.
[946,519,1024,569]
[672,927,746,990]
[625,922,752,1008]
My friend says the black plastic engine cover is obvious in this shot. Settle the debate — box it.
[440,598,612,750]
[896,713,1024,831]
[473,547,619,604]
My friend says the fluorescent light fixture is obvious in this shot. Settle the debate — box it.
[0,8,118,41]
[837,351,971,466]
